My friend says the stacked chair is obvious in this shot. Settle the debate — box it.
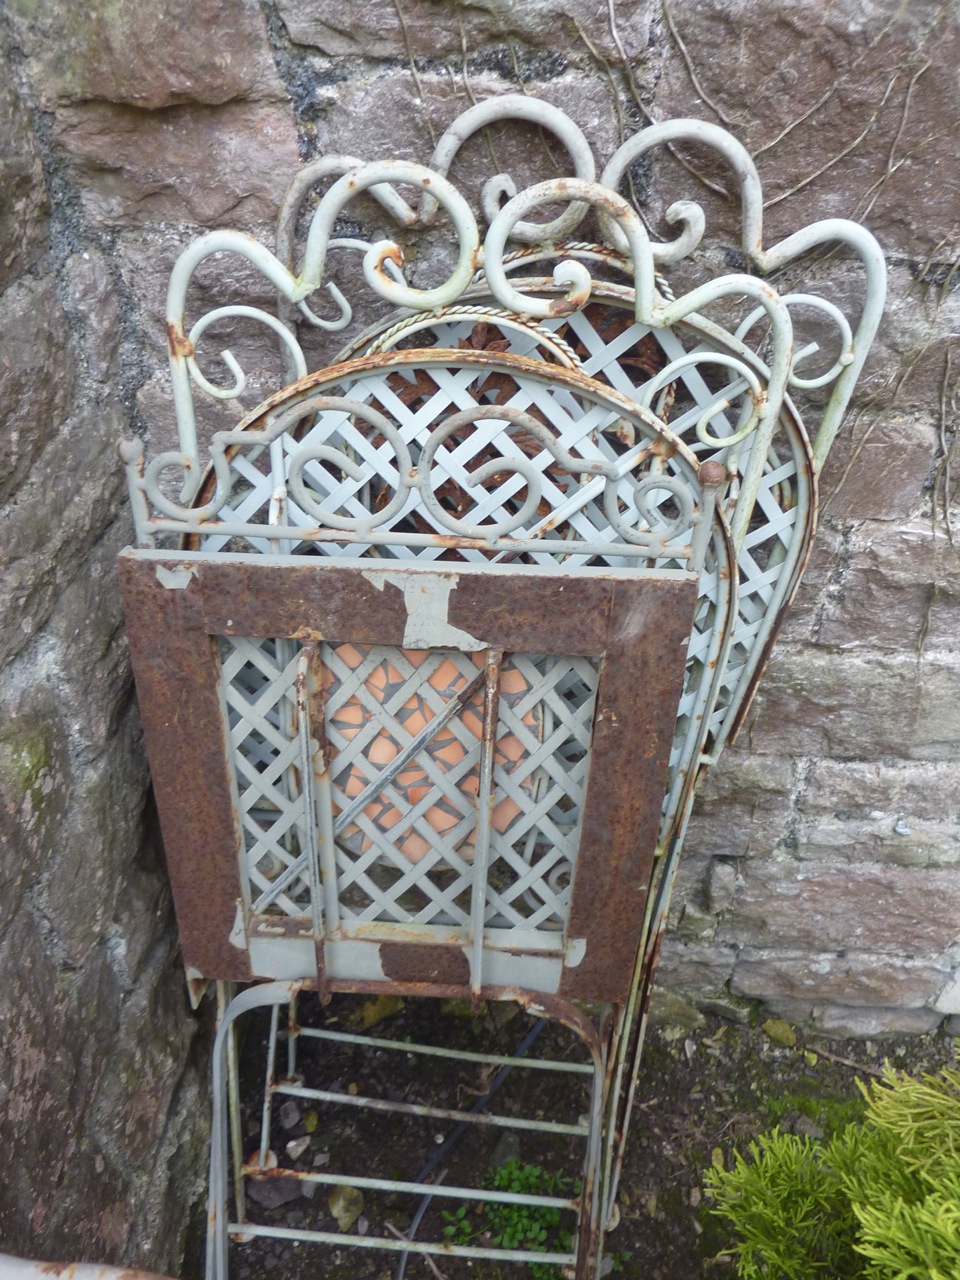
[117,97,884,1278]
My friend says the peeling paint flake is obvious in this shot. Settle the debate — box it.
[155,564,196,590]
[363,569,483,650]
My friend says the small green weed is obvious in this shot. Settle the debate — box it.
[486,1160,577,1279]
[440,1202,475,1245]
[439,1160,629,1279]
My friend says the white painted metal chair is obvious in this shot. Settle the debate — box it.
[118,97,884,1278]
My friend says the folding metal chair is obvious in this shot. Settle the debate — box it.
[117,97,884,1278]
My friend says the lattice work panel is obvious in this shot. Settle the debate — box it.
[359,305,811,754]
[322,644,483,925]
[184,352,704,571]
[219,636,312,918]
[527,304,812,770]
[484,654,598,929]
[319,643,598,934]
[293,361,684,567]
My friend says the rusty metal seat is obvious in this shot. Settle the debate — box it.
[117,97,884,1279]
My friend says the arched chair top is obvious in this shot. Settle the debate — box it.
[131,98,882,549]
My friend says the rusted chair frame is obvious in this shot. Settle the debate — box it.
[117,96,884,1279]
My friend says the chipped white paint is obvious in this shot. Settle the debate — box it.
[155,563,196,590]
[0,1257,174,1280]
[363,569,484,650]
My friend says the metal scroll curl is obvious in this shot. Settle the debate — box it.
[155,102,884,540]
[123,354,713,561]
[165,163,481,488]
[598,118,885,464]
[422,94,597,243]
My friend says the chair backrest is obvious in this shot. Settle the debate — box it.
[118,97,884,1008]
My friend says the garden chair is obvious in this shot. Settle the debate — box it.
[118,96,884,1278]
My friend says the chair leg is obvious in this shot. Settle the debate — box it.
[207,980,303,1280]
[209,984,611,1279]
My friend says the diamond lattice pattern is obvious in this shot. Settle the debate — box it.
[221,636,598,936]
[322,644,598,930]
[220,636,313,917]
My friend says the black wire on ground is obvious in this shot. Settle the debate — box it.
[394,1016,548,1280]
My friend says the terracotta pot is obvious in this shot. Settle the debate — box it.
[323,646,540,863]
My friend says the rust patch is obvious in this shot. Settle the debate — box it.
[379,943,470,985]
[548,296,577,316]
[165,321,194,359]
[560,574,698,1003]
[698,459,727,488]
[116,552,252,983]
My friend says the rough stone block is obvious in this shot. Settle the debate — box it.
[124,1030,210,1273]
[743,646,960,763]
[36,707,149,969]
[275,0,657,65]
[717,860,960,956]
[646,987,706,1030]
[730,948,946,1008]
[0,911,124,1255]
[667,853,712,928]
[5,0,284,108]
[2,588,148,971]
[811,1005,944,1037]
[777,526,843,645]
[796,754,960,867]
[653,0,960,255]
[915,661,960,762]
[63,251,123,385]
[855,272,960,419]
[686,749,794,858]
[799,817,960,869]
[45,527,143,756]
[818,412,939,522]
[0,275,76,507]
[0,402,128,669]
[0,697,71,940]
[815,520,960,653]
[803,758,960,825]
[90,939,198,1178]
[706,858,738,915]
[932,971,960,1015]
[0,74,48,291]
[53,100,299,228]
[653,937,736,995]
[749,995,945,1038]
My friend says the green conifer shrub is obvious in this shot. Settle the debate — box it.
[705,1057,960,1279]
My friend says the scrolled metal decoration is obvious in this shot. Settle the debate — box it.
[603,469,697,549]
[423,94,596,242]
[185,305,309,401]
[298,161,480,312]
[118,100,886,1280]
[417,404,639,541]
[142,447,234,523]
[639,352,767,450]
[285,397,414,532]
[736,292,855,391]
[483,178,659,319]
[136,98,884,560]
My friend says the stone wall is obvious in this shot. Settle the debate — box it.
[0,0,957,1266]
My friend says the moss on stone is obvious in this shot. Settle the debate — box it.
[0,720,53,814]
